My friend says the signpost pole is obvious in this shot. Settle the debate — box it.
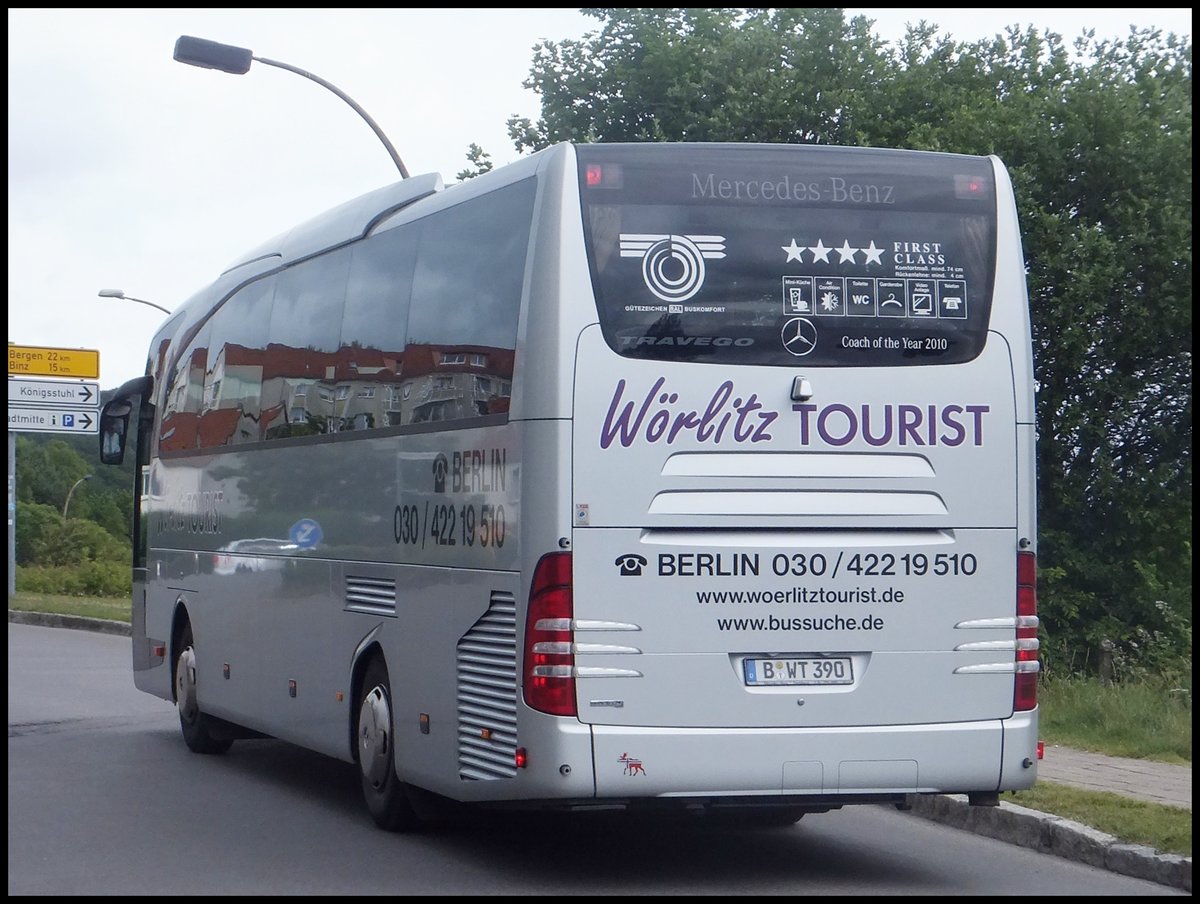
[8,431,15,599]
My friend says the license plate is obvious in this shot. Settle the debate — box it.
[743,656,854,686]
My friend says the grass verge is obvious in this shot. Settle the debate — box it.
[9,591,131,623]
[1005,782,1191,857]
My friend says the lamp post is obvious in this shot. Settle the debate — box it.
[98,289,171,315]
[173,35,410,179]
[63,475,92,521]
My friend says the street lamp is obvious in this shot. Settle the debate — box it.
[63,475,92,521]
[98,289,171,315]
[173,35,410,179]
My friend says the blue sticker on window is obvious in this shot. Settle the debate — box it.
[288,519,323,549]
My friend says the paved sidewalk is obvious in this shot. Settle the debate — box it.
[1038,743,1191,811]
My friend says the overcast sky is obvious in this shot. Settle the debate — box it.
[8,8,1192,390]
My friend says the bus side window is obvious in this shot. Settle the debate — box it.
[402,178,534,426]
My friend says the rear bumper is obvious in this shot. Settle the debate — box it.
[430,707,1038,806]
[586,709,1039,798]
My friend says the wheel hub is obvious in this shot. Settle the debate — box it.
[358,685,391,789]
[175,646,198,724]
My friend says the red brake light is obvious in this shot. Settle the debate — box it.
[954,173,989,198]
[1014,550,1039,711]
[523,552,576,716]
[583,162,623,189]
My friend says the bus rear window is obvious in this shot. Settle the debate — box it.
[577,144,997,367]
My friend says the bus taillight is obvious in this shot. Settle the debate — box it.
[1014,550,1039,712]
[584,162,623,189]
[523,552,576,717]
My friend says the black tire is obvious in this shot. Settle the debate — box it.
[174,622,234,755]
[357,656,420,831]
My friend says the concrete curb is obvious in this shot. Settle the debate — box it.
[8,609,131,636]
[906,793,1191,892]
[8,609,1191,890]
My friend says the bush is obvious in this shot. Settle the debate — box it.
[16,501,131,568]
[16,562,132,598]
[14,502,63,566]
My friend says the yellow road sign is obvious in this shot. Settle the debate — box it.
[8,344,100,379]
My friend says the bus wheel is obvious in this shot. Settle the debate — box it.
[357,656,420,831]
[174,622,233,755]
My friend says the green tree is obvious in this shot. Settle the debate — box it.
[15,436,91,510]
[508,9,890,149]
[15,432,136,544]
[14,502,63,567]
[456,142,495,181]
[13,431,136,597]
[504,8,1192,675]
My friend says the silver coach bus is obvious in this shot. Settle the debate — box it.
[100,141,1040,830]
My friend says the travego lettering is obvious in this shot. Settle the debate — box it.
[619,335,754,348]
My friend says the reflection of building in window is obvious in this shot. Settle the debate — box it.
[163,340,408,447]
[154,337,173,385]
[258,343,400,438]
[158,409,242,451]
[161,337,513,447]
[166,346,208,418]
[401,343,515,424]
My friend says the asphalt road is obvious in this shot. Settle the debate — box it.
[7,622,1189,896]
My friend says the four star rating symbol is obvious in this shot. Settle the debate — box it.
[808,239,832,263]
[781,238,884,265]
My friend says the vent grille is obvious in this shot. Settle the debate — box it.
[457,592,518,780]
[344,575,397,617]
